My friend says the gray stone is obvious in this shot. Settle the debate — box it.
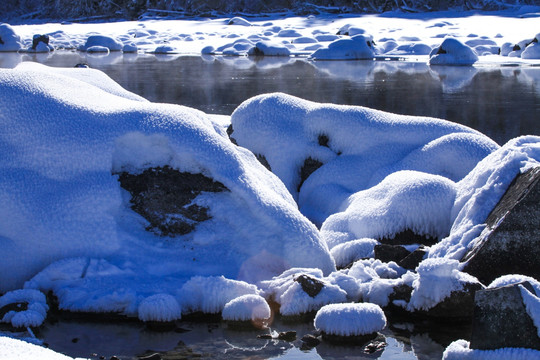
[374,244,411,263]
[294,274,324,298]
[379,229,437,246]
[470,281,540,350]
[397,246,427,270]
[116,166,227,237]
[463,167,540,284]
[424,282,483,320]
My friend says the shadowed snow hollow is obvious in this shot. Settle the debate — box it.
[0,63,335,300]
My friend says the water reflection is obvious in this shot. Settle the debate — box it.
[0,51,538,145]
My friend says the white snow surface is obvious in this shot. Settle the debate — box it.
[488,274,540,295]
[314,303,387,336]
[0,290,48,328]
[429,136,540,260]
[0,337,85,360]
[443,339,540,360]
[231,93,498,227]
[408,258,482,311]
[0,63,336,306]
[222,294,271,321]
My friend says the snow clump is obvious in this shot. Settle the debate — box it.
[0,289,49,328]
[314,303,387,336]
[137,293,182,322]
[222,294,271,322]
[429,38,479,65]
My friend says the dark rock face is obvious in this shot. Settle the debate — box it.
[374,244,411,263]
[294,274,324,298]
[116,166,227,237]
[256,154,272,171]
[318,134,329,148]
[424,282,483,320]
[0,37,4,45]
[397,246,427,270]
[31,34,49,50]
[471,281,540,350]
[462,167,540,284]
[0,302,28,321]
[298,157,323,191]
[379,229,437,246]
[226,124,237,145]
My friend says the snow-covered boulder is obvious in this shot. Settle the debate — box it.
[227,17,252,26]
[310,35,376,60]
[0,63,335,306]
[314,303,386,343]
[248,41,291,57]
[230,93,498,227]
[222,294,271,328]
[0,23,23,52]
[522,42,540,59]
[429,38,478,66]
[79,34,123,52]
[138,293,182,323]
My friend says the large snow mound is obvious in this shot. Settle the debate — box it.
[0,63,335,306]
[0,337,81,360]
[231,92,498,227]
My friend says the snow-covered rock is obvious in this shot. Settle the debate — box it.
[314,303,387,337]
[79,35,123,52]
[0,289,48,328]
[0,63,335,305]
[222,294,271,323]
[248,41,291,56]
[429,38,479,65]
[138,293,182,322]
[310,35,376,60]
[522,42,540,59]
[0,23,23,52]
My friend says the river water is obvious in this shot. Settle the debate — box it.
[0,51,539,359]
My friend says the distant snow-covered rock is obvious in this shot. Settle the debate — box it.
[310,34,376,60]
[429,38,479,65]
[79,34,123,52]
[0,23,23,52]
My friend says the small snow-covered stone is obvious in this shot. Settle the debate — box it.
[522,42,540,59]
[222,294,271,323]
[79,34,123,51]
[314,303,387,337]
[310,35,375,60]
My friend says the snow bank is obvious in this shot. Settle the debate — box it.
[0,63,335,305]
[0,290,48,328]
[314,303,387,336]
[222,294,271,322]
[0,24,23,52]
[0,337,81,360]
[323,171,457,249]
[231,93,497,227]
[430,136,540,260]
[408,258,481,311]
[429,38,479,65]
[443,339,540,360]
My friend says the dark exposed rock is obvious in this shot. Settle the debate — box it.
[513,44,521,51]
[398,246,427,270]
[277,331,297,341]
[471,281,540,350]
[226,124,237,145]
[379,229,437,246]
[301,334,321,349]
[294,274,324,297]
[116,166,227,237]
[374,244,411,263]
[0,302,28,319]
[318,134,330,147]
[298,157,323,191]
[0,37,4,45]
[364,340,387,354]
[256,154,272,171]
[424,282,483,320]
[462,167,540,284]
[436,46,447,54]
[388,284,413,305]
[32,34,49,50]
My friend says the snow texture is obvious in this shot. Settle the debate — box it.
[429,38,479,65]
[330,238,378,269]
[231,93,497,228]
[430,136,540,260]
[222,294,271,321]
[408,258,481,311]
[323,171,457,249]
[260,268,347,316]
[0,63,335,304]
[0,337,81,360]
[0,24,23,52]
[178,276,259,314]
[137,294,182,322]
[0,290,48,328]
[488,275,540,295]
[314,303,387,336]
[443,339,540,360]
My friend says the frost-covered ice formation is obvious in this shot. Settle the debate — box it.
[0,63,335,315]
[429,38,479,65]
[0,24,23,52]
[138,294,182,322]
[314,303,387,336]
[0,290,49,328]
[222,294,271,322]
[230,92,498,228]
